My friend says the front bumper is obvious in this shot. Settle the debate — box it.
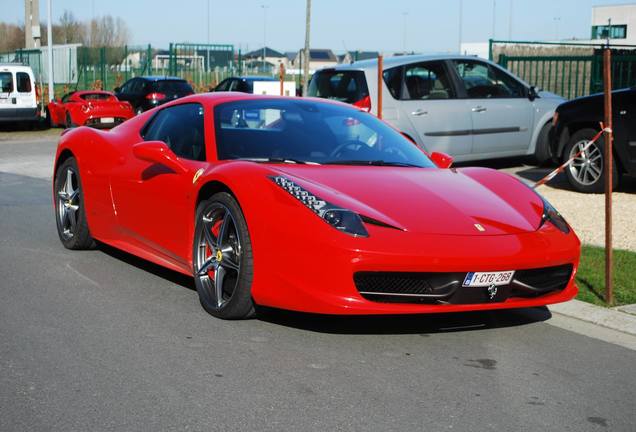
[250,220,580,315]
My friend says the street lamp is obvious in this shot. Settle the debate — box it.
[402,12,408,54]
[261,4,269,73]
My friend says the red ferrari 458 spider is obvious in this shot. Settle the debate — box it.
[48,90,134,129]
[53,93,580,319]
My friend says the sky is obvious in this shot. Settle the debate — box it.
[5,0,636,53]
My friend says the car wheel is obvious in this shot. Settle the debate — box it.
[563,128,619,193]
[46,107,54,128]
[533,122,553,166]
[193,192,255,319]
[54,157,96,249]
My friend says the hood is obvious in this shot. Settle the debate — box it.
[538,90,564,100]
[272,165,544,236]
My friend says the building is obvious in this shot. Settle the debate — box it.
[591,3,636,45]
[243,47,286,73]
[289,49,338,73]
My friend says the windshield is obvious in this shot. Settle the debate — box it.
[154,80,194,96]
[213,99,435,168]
[80,93,114,101]
[307,70,369,104]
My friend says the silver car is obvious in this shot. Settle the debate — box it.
[308,55,563,164]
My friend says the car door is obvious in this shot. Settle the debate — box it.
[451,59,532,157]
[110,103,208,265]
[616,90,636,174]
[387,61,473,157]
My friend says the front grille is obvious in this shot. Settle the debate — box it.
[354,264,573,305]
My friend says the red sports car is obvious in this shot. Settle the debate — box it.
[52,93,580,319]
[47,90,134,129]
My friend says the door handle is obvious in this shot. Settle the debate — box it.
[472,106,487,113]
[411,109,428,116]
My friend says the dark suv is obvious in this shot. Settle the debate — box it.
[114,76,194,114]
[551,87,636,193]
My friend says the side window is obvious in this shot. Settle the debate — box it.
[61,92,74,103]
[16,72,32,93]
[215,79,231,92]
[403,62,454,100]
[120,79,134,93]
[454,60,525,99]
[0,72,14,93]
[143,103,206,161]
[383,66,402,99]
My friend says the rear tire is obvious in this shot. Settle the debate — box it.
[65,112,75,129]
[54,157,96,249]
[192,192,255,320]
[563,128,619,194]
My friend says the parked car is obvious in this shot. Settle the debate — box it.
[551,87,636,193]
[212,76,277,93]
[114,76,194,114]
[0,64,40,125]
[52,93,579,320]
[47,90,134,129]
[308,55,564,164]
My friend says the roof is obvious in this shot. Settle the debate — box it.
[308,49,337,62]
[139,76,187,81]
[244,47,285,58]
[347,51,380,61]
[330,54,483,71]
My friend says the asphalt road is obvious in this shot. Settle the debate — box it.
[1,137,636,432]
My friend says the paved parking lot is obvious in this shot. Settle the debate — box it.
[2,133,636,431]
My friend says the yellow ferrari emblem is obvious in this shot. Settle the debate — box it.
[474,223,486,232]
[216,250,223,262]
[192,168,205,184]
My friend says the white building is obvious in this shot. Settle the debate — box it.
[591,4,636,45]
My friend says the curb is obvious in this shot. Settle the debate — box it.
[549,300,636,336]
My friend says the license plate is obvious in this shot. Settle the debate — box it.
[100,117,114,123]
[462,271,515,287]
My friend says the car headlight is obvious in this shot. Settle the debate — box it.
[270,175,369,237]
[540,196,570,234]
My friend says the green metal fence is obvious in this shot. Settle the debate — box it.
[498,53,636,99]
[489,39,636,99]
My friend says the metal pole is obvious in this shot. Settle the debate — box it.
[603,40,614,304]
[458,0,463,53]
[377,54,383,119]
[402,12,408,54]
[508,0,513,40]
[46,0,54,102]
[261,5,268,73]
[279,63,284,96]
[302,0,311,96]
[492,0,496,39]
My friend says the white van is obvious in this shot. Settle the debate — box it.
[0,64,40,124]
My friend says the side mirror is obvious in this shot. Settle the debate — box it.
[430,151,453,169]
[113,87,121,93]
[528,86,538,101]
[132,141,188,174]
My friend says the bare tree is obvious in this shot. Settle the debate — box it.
[58,10,86,44]
[0,23,25,52]
[88,15,130,47]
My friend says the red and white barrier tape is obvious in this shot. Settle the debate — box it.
[533,125,612,189]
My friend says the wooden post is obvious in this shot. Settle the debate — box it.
[603,47,614,304]
[279,63,285,96]
[377,54,383,119]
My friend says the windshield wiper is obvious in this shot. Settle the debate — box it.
[235,157,320,165]
[322,160,421,167]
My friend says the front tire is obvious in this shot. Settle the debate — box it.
[563,128,619,193]
[54,157,95,249]
[193,192,255,319]
[533,122,553,166]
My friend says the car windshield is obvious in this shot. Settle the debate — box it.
[154,80,194,96]
[214,99,435,168]
[80,93,114,101]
